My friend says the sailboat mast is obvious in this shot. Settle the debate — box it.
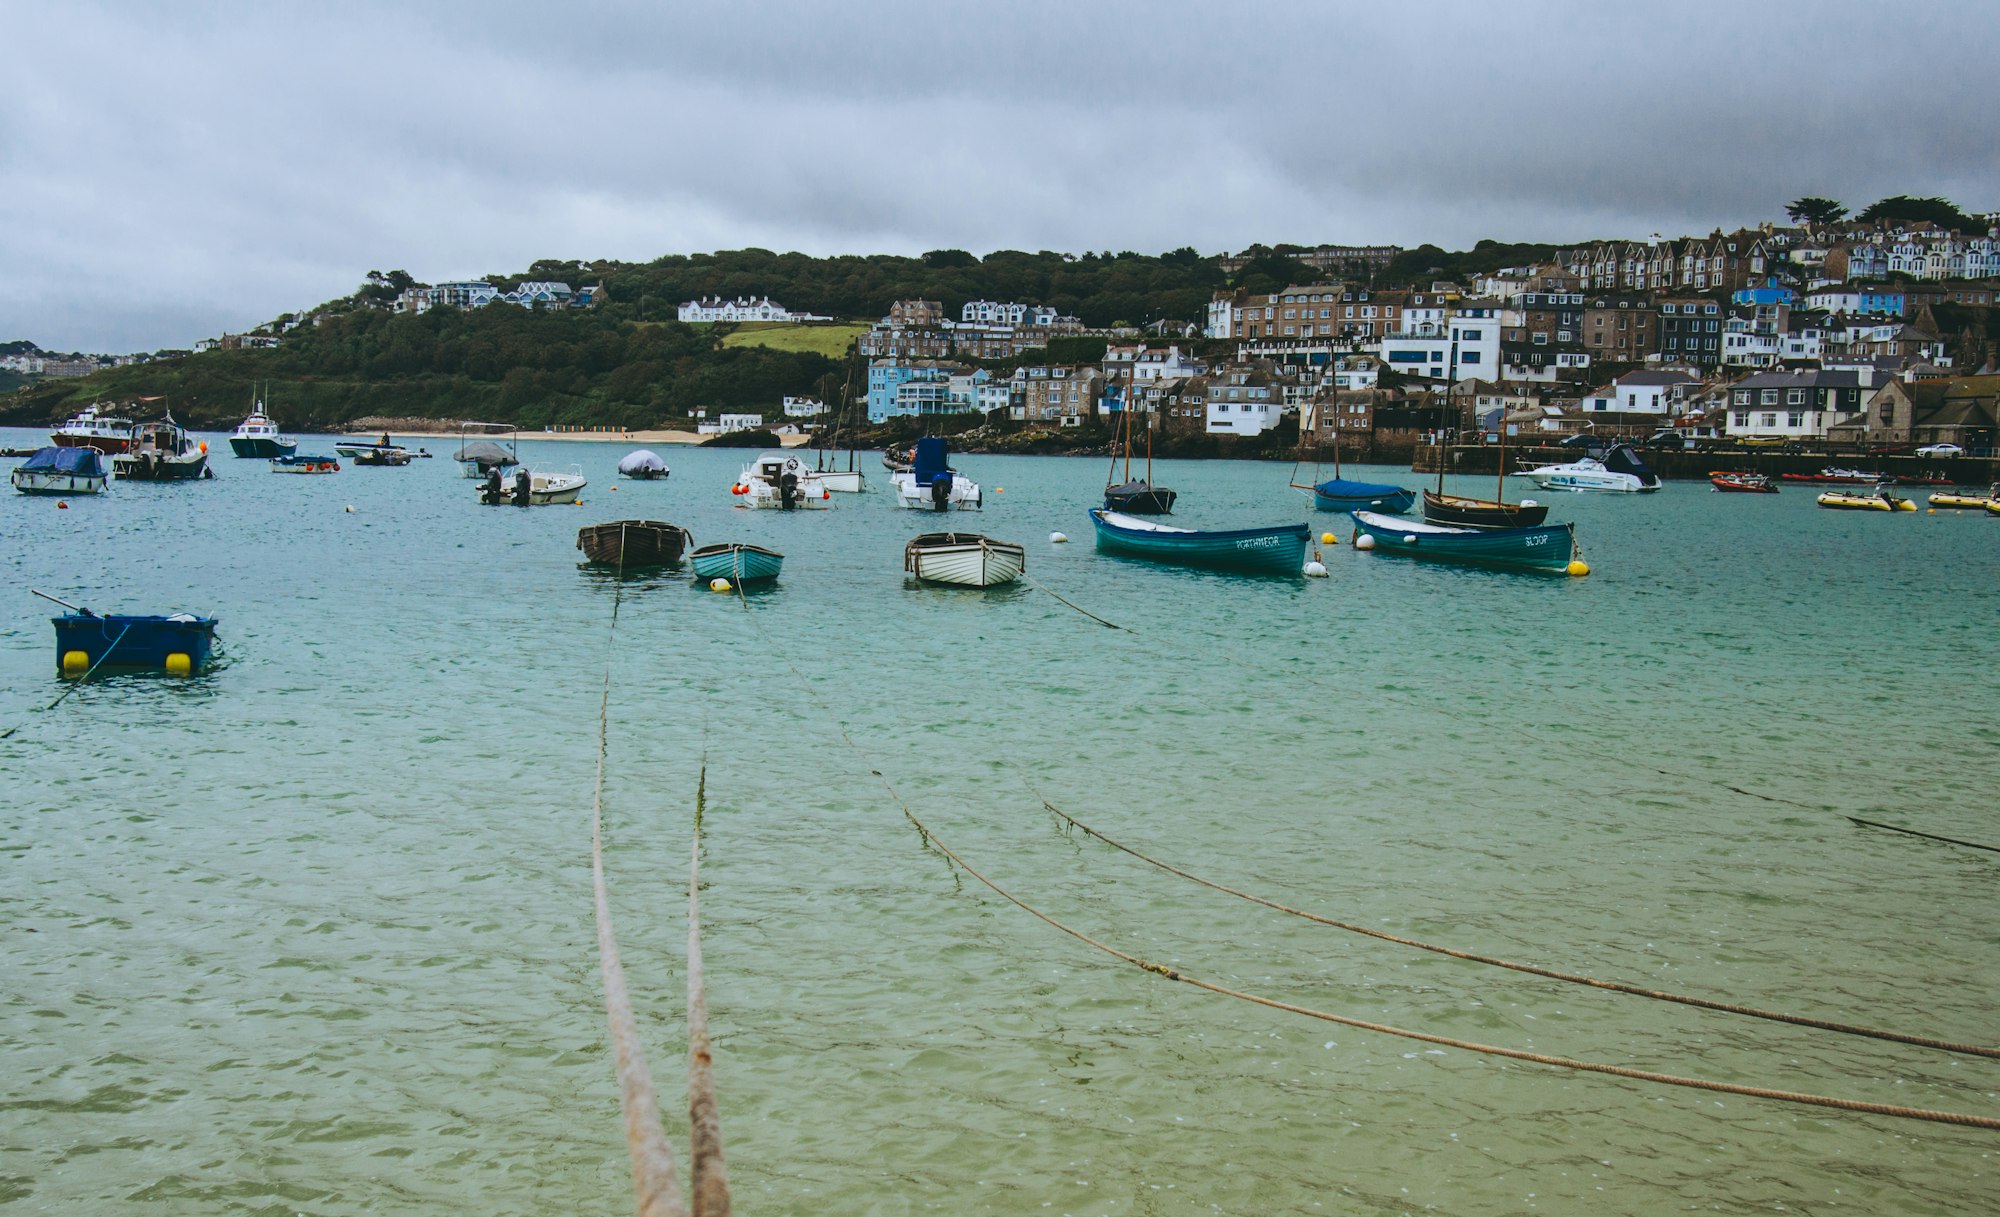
[1121,381,1133,483]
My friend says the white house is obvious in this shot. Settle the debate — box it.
[961,300,1057,326]
[1379,306,1501,380]
[781,396,827,417]
[1205,373,1281,436]
[678,296,829,323]
[1579,370,1700,413]
[695,412,768,435]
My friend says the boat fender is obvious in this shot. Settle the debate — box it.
[57,500,69,510]
[164,652,193,677]
[1402,534,1418,544]
[1304,560,1328,578]
[1049,531,1068,543]
[1354,534,1376,550]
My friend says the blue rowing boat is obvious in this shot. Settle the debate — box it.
[1309,477,1416,514]
[689,543,783,582]
[1349,510,1583,575]
[1089,509,1308,575]
[52,612,218,675]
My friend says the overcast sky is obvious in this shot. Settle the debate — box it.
[4,0,1995,352]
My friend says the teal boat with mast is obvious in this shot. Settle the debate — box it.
[1088,509,1308,575]
[1348,509,1587,576]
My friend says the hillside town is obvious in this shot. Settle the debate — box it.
[847,220,1999,455]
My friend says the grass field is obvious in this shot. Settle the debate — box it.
[718,322,868,359]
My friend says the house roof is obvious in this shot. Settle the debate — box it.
[1615,370,1699,386]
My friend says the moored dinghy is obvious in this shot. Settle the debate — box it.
[37,588,219,677]
[689,543,784,583]
[903,532,1026,587]
[1350,509,1584,575]
[617,449,669,480]
[577,520,692,567]
[1088,509,1308,575]
[1710,471,1778,493]
[270,454,341,474]
[1817,489,1915,512]
[13,446,110,495]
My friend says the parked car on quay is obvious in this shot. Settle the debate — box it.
[1915,442,1965,458]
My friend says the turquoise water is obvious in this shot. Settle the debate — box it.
[4,427,1998,1215]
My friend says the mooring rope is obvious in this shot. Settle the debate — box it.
[686,767,731,1217]
[0,622,132,741]
[1019,569,1130,630]
[717,589,2000,1131]
[900,804,2000,1131]
[592,570,689,1217]
[1036,794,2000,1060]
[1848,816,2000,855]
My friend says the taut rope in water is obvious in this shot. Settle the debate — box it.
[1848,816,2000,855]
[0,622,132,741]
[718,587,2000,1131]
[1036,793,2000,1060]
[686,768,731,1217]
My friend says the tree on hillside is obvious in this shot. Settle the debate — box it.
[1857,195,1975,231]
[1786,196,1848,225]
[922,249,978,268]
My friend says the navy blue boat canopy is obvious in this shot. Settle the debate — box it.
[1602,444,1657,479]
[20,446,109,476]
[913,437,952,486]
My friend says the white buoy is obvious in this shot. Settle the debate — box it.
[1304,560,1328,577]
[1354,534,1376,550]
[344,504,355,513]
[1049,531,1069,543]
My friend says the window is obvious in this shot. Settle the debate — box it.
[1762,412,1777,428]
[1787,411,1804,427]
[1786,389,1804,405]
[1734,411,1750,426]
[1461,351,1481,364]
[1760,390,1778,405]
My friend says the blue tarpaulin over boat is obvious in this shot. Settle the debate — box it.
[20,446,109,477]
[912,437,952,486]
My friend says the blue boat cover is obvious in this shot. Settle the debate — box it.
[1602,444,1657,480]
[913,437,951,486]
[1315,476,1405,498]
[20,446,108,476]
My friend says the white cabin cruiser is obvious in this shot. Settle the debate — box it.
[1516,443,1661,493]
[733,453,830,510]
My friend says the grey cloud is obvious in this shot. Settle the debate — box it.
[3,0,1996,351]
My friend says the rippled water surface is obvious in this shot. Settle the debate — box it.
[4,428,1998,1215]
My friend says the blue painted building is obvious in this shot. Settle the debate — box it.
[867,359,969,422]
[1731,278,1796,307]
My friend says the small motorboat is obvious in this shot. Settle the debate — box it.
[577,520,692,567]
[892,437,982,511]
[271,454,340,474]
[903,532,1026,587]
[111,416,213,481]
[336,434,402,458]
[51,607,217,676]
[1088,509,1308,575]
[813,466,867,493]
[51,403,135,454]
[478,465,586,505]
[1350,510,1584,575]
[882,444,915,473]
[733,453,830,510]
[1516,443,1660,493]
[352,447,413,467]
[617,450,669,480]
[456,423,520,480]
[1817,489,1915,512]
[1709,471,1777,494]
[12,446,110,495]
[1929,486,1997,509]
[689,543,784,583]
[1780,467,1884,484]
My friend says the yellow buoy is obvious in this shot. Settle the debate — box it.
[1566,559,1590,577]
[61,650,89,677]
[1320,532,1336,544]
[164,652,193,677]
[709,578,732,593]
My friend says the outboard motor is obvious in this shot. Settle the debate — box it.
[512,468,531,506]
[481,467,503,504]
[779,470,800,510]
[931,469,953,511]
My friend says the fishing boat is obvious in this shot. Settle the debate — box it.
[227,391,297,458]
[1517,443,1661,493]
[1088,508,1308,575]
[689,542,784,583]
[335,433,402,458]
[111,416,212,481]
[1817,489,1915,512]
[456,422,521,480]
[1350,509,1584,575]
[270,454,340,474]
[47,599,218,677]
[733,453,831,510]
[1290,431,1413,513]
[616,449,670,480]
[12,446,110,495]
[51,403,136,454]
[1709,471,1778,493]
[351,447,413,467]
[1929,486,1996,509]
[1103,393,1174,513]
[1419,413,1547,526]
[903,532,1026,587]
[577,520,692,567]
[892,437,982,511]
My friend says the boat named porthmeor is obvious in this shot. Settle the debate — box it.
[1088,509,1308,575]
